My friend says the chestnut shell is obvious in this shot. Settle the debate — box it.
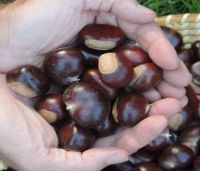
[63,82,110,128]
[6,65,50,97]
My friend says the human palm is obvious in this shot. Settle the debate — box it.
[0,0,191,171]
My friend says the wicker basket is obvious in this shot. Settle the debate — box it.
[155,13,200,48]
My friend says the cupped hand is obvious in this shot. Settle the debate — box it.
[0,0,191,171]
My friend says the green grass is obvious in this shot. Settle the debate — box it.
[0,0,200,16]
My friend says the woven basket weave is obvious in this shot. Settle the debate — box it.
[155,13,200,48]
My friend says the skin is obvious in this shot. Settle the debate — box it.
[0,0,192,171]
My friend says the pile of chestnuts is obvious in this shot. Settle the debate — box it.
[5,24,200,171]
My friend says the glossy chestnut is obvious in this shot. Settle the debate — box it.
[6,65,50,97]
[116,43,151,67]
[36,94,68,123]
[177,126,200,155]
[58,121,95,152]
[63,82,110,128]
[112,93,148,126]
[191,40,200,61]
[193,156,200,171]
[129,148,158,165]
[158,144,194,170]
[146,129,177,152]
[191,61,200,86]
[160,26,183,50]
[79,24,125,51]
[44,47,84,86]
[109,162,134,171]
[128,63,162,91]
[177,48,193,69]
[82,69,119,100]
[92,113,117,137]
[133,163,163,171]
[98,52,133,88]
[168,105,193,131]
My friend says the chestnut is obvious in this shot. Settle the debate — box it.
[109,162,134,171]
[177,48,193,69]
[92,113,118,137]
[82,69,119,100]
[191,40,200,61]
[128,63,162,91]
[44,47,84,86]
[145,129,177,152]
[193,156,200,171]
[191,61,200,86]
[79,45,103,68]
[133,163,163,171]
[160,26,183,50]
[168,105,193,132]
[186,85,200,119]
[98,52,133,88]
[129,148,158,165]
[63,82,110,128]
[158,144,194,170]
[177,126,200,155]
[36,94,69,123]
[116,43,151,67]
[79,24,125,51]
[58,121,95,152]
[6,65,50,97]
[112,93,148,126]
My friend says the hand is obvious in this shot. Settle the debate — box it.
[0,0,191,171]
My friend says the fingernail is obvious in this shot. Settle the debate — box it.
[106,153,128,165]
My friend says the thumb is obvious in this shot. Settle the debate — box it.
[82,147,129,170]
[34,147,128,171]
[84,0,156,24]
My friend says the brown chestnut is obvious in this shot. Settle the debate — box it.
[193,156,200,171]
[128,63,162,91]
[116,43,151,67]
[160,26,183,50]
[58,121,95,152]
[6,65,50,97]
[158,144,194,170]
[98,52,133,88]
[133,163,163,171]
[92,113,118,137]
[44,47,84,86]
[109,162,134,171]
[191,40,200,61]
[79,24,125,51]
[146,129,177,152]
[191,61,200,86]
[63,82,110,128]
[129,148,158,165]
[168,105,193,132]
[112,93,148,126]
[36,94,69,123]
[177,126,200,155]
[177,48,193,69]
[82,69,119,100]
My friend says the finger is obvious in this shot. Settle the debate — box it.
[163,61,192,88]
[43,147,128,171]
[95,115,167,154]
[157,80,186,99]
[84,0,156,23]
[149,98,181,119]
[134,23,180,70]
[142,88,162,102]
[83,147,128,170]
[179,95,188,108]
